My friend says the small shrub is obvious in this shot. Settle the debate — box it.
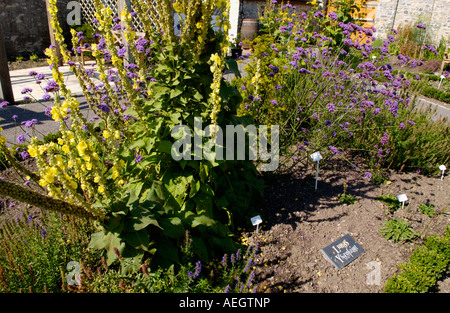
[422,86,450,103]
[418,203,440,217]
[422,60,441,74]
[383,227,450,293]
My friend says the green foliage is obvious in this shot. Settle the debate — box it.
[73,233,259,293]
[383,227,450,293]
[339,193,357,205]
[379,218,418,243]
[354,98,450,175]
[30,53,39,62]
[418,203,439,217]
[0,208,95,292]
[422,86,450,103]
[322,0,365,48]
[376,194,401,213]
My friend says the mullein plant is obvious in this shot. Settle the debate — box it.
[235,0,449,177]
[0,0,263,273]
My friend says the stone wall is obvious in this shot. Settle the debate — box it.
[0,0,72,59]
[375,0,450,44]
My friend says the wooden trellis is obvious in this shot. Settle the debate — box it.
[79,0,224,34]
[79,0,157,35]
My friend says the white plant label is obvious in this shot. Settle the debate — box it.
[311,151,322,191]
[397,194,408,209]
[439,165,446,180]
[310,151,322,162]
[251,215,262,233]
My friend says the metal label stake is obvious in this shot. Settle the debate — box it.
[311,151,322,191]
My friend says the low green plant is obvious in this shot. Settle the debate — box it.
[383,227,450,293]
[30,53,39,62]
[418,203,439,217]
[379,218,418,243]
[339,193,357,205]
[376,194,401,213]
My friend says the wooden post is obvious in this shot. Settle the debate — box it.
[45,0,64,67]
[0,26,14,105]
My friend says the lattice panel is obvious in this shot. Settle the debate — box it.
[80,0,118,24]
[79,0,225,34]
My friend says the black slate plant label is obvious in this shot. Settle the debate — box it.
[320,234,365,269]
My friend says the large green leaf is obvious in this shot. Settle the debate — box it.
[124,229,151,251]
[191,214,215,228]
[88,230,125,266]
[189,179,200,198]
[225,58,241,78]
[159,217,185,238]
[126,202,161,231]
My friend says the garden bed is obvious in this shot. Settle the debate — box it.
[1,156,449,293]
[243,158,450,293]
[8,59,49,71]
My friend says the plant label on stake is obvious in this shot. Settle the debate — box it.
[397,194,408,210]
[311,151,322,191]
[439,165,446,180]
[251,215,262,233]
[438,75,445,89]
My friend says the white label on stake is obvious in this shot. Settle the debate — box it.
[397,194,408,202]
[439,165,446,171]
[311,151,322,162]
[251,215,262,226]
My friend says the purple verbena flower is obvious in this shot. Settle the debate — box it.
[16,134,26,144]
[135,153,143,163]
[416,23,426,29]
[329,146,339,154]
[21,87,32,94]
[328,12,337,20]
[43,80,59,93]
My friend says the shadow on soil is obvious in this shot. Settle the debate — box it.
[258,157,379,231]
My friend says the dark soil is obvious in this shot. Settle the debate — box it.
[8,59,49,71]
[1,157,449,293]
[244,157,450,293]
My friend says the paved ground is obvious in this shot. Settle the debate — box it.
[9,60,97,101]
[416,97,450,121]
[0,95,92,146]
[1,60,100,146]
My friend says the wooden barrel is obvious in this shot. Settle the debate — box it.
[240,19,259,47]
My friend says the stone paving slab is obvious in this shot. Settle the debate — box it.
[9,60,98,102]
[0,95,94,146]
